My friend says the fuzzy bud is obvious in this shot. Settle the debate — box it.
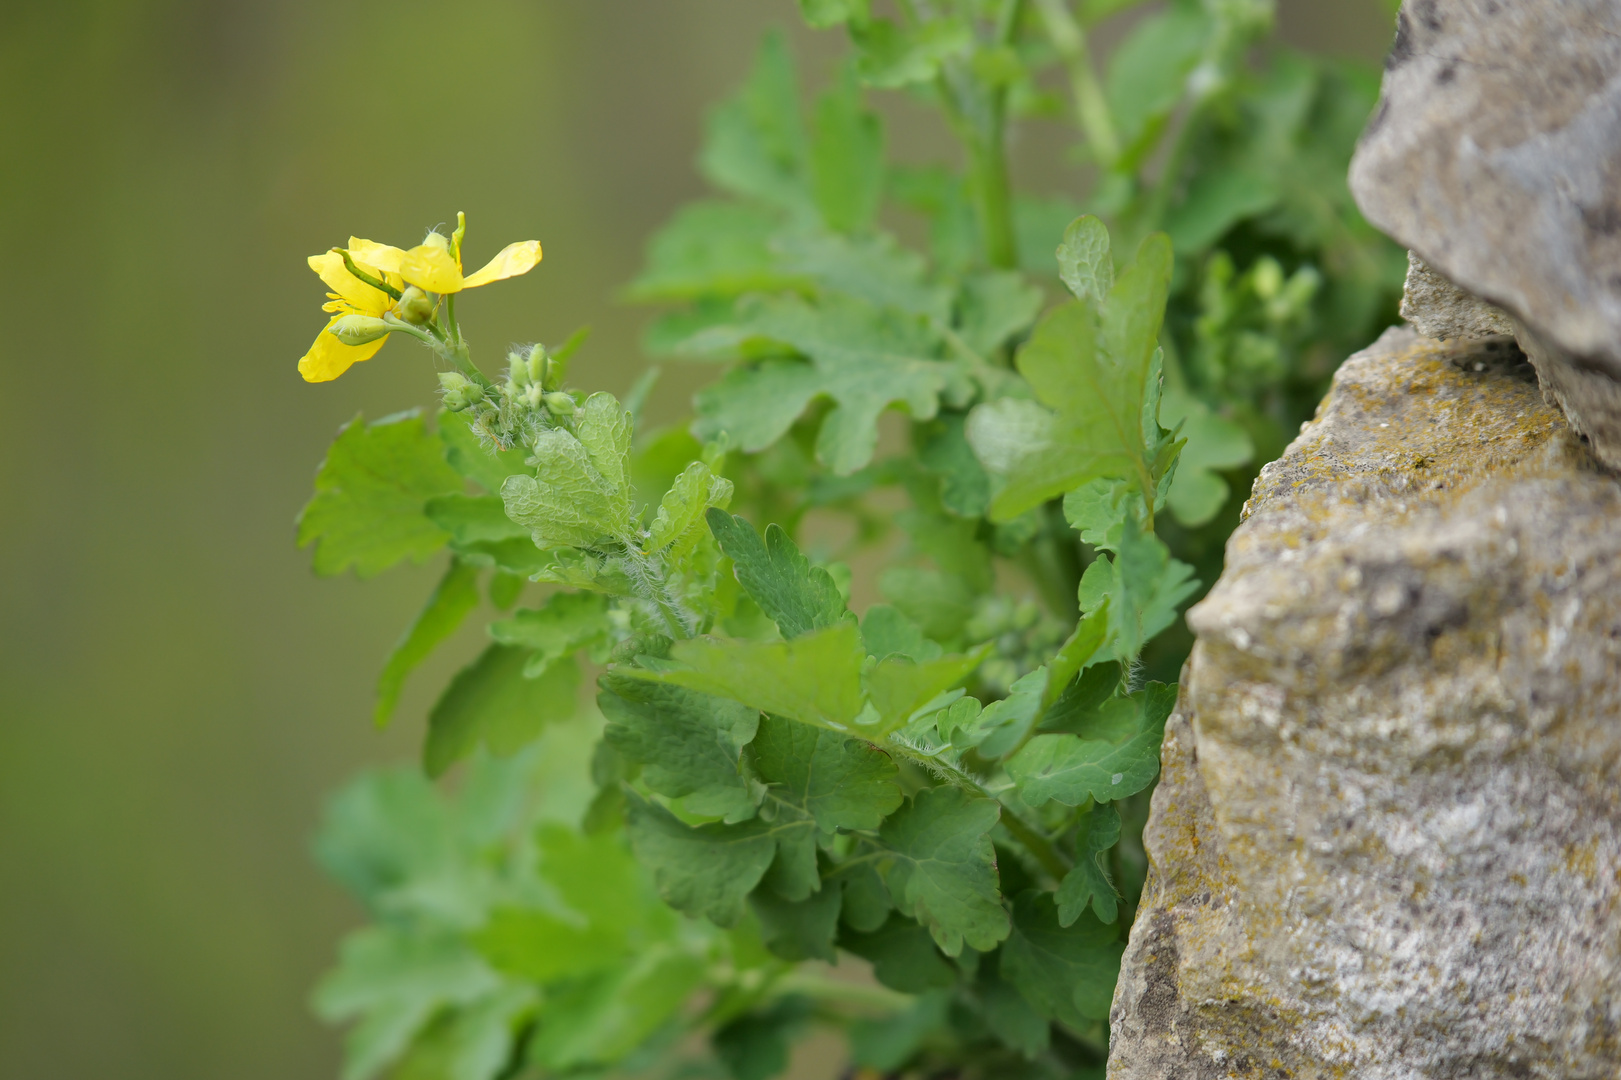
[395,286,435,326]
[526,344,548,386]
[507,350,531,388]
[438,371,483,412]
[542,392,576,416]
[328,314,392,346]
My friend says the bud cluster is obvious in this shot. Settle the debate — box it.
[438,342,578,454]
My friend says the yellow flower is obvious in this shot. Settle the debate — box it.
[298,213,544,383]
[298,250,404,383]
[348,214,542,296]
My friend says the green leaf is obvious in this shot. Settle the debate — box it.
[649,462,734,566]
[1005,683,1175,807]
[474,826,656,983]
[438,409,530,494]
[958,270,1044,357]
[879,566,979,642]
[692,293,953,475]
[1039,658,1122,734]
[917,414,992,518]
[601,675,763,824]
[1106,6,1211,168]
[698,32,810,213]
[1061,478,1136,553]
[313,926,501,1080]
[630,622,868,733]
[753,715,900,832]
[750,881,842,962]
[849,17,973,88]
[979,963,1051,1058]
[1165,166,1281,255]
[967,232,1175,520]
[863,649,986,736]
[625,794,777,926]
[393,983,537,1080]
[488,591,614,677]
[424,647,579,777]
[1055,215,1114,304]
[627,202,807,302]
[1056,804,1122,925]
[861,604,941,661]
[500,393,632,550]
[375,560,481,728]
[877,786,1009,956]
[298,411,462,578]
[798,0,868,27]
[425,493,532,546]
[1159,388,1253,527]
[836,861,893,932]
[750,714,901,897]
[1001,892,1123,1026]
[714,1000,806,1080]
[775,230,952,321]
[1040,611,1113,716]
[526,945,708,1070]
[313,769,461,915]
[838,914,957,993]
[1104,518,1199,659]
[529,548,636,597]
[810,64,884,233]
[957,666,1048,760]
[706,510,848,639]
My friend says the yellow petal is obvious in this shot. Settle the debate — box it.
[298,315,388,382]
[347,238,409,275]
[309,251,394,316]
[399,244,465,293]
[462,240,543,289]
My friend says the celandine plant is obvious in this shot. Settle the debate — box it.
[295,4,1399,1080]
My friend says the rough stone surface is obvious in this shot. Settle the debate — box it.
[1109,328,1621,1080]
[1399,252,1514,341]
[1349,0,1621,467]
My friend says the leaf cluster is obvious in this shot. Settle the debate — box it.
[294,3,1402,1079]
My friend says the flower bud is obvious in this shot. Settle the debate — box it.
[438,371,484,412]
[395,286,435,326]
[1251,256,1284,301]
[328,314,391,346]
[542,392,576,416]
[507,350,531,388]
[526,344,548,385]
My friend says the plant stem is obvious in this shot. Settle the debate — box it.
[1033,0,1119,166]
[998,806,1071,881]
[769,971,913,1014]
[936,0,1024,271]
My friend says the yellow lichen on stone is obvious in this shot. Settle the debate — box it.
[1109,328,1621,1080]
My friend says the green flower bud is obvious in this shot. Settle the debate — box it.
[328,314,391,346]
[526,344,548,385]
[542,392,576,416]
[437,372,484,412]
[395,286,435,326]
[1251,256,1284,301]
[507,350,531,388]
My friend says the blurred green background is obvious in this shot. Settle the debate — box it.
[0,2,1391,1077]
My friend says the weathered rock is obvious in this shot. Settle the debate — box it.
[1400,252,1514,341]
[1349,0,1621,467]
[1109,328,1621,1079]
